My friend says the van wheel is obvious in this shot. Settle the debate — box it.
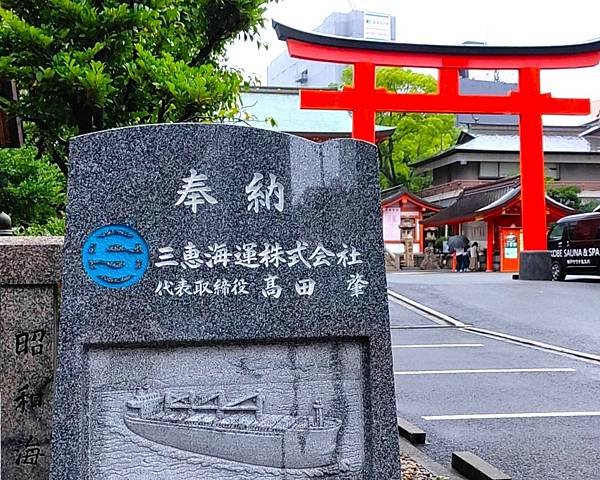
[551,261,565,281]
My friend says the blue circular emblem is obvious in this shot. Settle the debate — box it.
[82,225,150,289]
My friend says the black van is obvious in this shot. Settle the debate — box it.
[548,212,600,281]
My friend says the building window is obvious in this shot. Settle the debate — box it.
[479,162,500,179]
[545,163,560,180]
[479,162,520,179]
[479,161,559,180]
[499,162,519,177]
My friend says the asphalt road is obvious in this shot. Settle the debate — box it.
[387,272,600,480]
[387,271,600,355]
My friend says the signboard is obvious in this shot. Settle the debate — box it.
[500,228,522,272]
[363,12,392,41]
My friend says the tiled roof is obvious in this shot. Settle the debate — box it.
[456,134,598,153]
[380,185,441,210]
[581,124,600,137]
[422,176,574,226]
[381,185,408,201]
[422,178,517,226]
[414,126,600,169]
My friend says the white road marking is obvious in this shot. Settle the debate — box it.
[423,411,600,421]
[390,325,468,330]
[466,328,600,364]
[387,289,466,327]
[394,367,575,375]
[393,343,484,349]
[387,289,600,365]
[388,295,450,326]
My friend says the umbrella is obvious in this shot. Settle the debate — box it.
[447,235,469,252]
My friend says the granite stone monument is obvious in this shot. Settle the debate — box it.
[1,236,63,480]
[51,124,400,479]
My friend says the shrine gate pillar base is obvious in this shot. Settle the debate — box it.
[519,251,552,281]
[517,68,552,281]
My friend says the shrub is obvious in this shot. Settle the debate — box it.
[0,146,66,228]
[434,236,447,252]
[17,216,65,236]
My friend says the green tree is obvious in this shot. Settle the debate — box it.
[547,184,582,210]
[342,67,458,190]
[0,146,66,227]
[0,0,276,175]
[581,200,600,213]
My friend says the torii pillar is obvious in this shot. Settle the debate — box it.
[274,21,600,280]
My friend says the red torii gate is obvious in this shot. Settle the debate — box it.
[274,21,600,265]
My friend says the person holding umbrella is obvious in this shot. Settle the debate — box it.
[447,235,470,272]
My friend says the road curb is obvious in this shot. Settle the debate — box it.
[451,451,511,480]
[397,416,426,444]
[397,436,469,480]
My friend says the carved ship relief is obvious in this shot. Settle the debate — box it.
[123,387,342,469]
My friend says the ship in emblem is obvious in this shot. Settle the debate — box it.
[124,387,342,469]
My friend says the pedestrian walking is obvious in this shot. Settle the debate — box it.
[468,242,479,271]
[454,247,465,272]
[462,242,470,272]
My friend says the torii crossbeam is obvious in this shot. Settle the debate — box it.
[274,21,600,259]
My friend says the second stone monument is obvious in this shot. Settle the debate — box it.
[52,124,400,479]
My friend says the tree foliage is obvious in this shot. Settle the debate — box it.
[547,185,600,213]
[581,200,600,213]
[342,67,458,191]
[0,146,66,227]
[546,184,582,211]
[0,0,276,174]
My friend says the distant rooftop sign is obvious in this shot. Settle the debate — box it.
[363,12,392,41]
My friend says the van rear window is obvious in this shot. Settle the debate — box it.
[569,219,600,241]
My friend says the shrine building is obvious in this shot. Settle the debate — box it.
[416,122,600,207]
[381,186,440,255]
[422,177,574,272]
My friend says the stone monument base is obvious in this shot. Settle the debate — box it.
[519,250,552,281]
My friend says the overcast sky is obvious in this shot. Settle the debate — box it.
[226,0,600,124]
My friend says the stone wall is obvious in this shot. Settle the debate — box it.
[0,236,63,480]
